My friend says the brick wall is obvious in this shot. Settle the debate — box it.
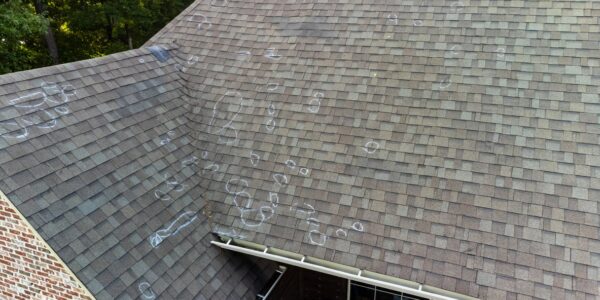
[0,194,92,299]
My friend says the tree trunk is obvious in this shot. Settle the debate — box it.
[33,0,59,64]
[125,24,133,49]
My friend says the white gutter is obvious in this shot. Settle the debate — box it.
[211,239,461,300]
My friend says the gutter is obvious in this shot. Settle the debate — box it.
[211,236,477,300]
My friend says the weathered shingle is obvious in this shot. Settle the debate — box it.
[2,0,600,299]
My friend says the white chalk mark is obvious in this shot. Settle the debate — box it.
[167,130,175,137]
[267,104,276,116]
[165,177,185,192]
[139,58,145,63]
[159,137,171,145]
[211,0,228,6]
[273,173,288,187]
[233,191,253,209]
[188,13,211,30]
[0,122,28,139]
[413,20,423,26]
[54,106,69,115]
[335,228,347,238]
[202,151,208,159]
[149,211,197,248]
[363,140,380,154]
[42,82,76,103]
[387,14,398,25]
[294,203,316,216]
[351,222,364,232]
[209,91,244,145]
[439,77,452,89]
[187,55,199,65]
[496,47,506,58]
[225,178,250,194]
[203,163,219,173]
[268,192,279,207]
[250,151,260,166]
[267,83,279,91]
[449,45,462,56]
[265,119,276,132]
[307,98,321,113]
[299,168,310,176]
[2,82,77,141]
[314,92,324,98]
[9,92,46,109]
[240,206,275,227]
[306,217,320,225]
[32,110,58,129]
[285,159,297,170]
[236,51,251,61]
[308,229,327,246]
[182,156,199,167]
[264,48,282,61]
[175,64,187,72]
[450,1,464,12]
[154,190,172,201]
[138,282,156,300]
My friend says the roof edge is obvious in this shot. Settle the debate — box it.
[212,236,478,300]
[0,189,96,300]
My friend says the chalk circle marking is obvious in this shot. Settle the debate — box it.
[363,140,380,154]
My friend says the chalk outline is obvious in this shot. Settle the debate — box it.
[496,47,506,58]
[236,51,252,61]
[188,13,212,30]
[138,282,156,299]
[250,151,260,166]
[264,48,282,61]
[148,211,198,248]
[450,1,464,12]
[272,173,288,187]
[351,221,364,232]
[387,14,398,25]
[0,121,28,139]
[439,76,452,90]
[363,140,380,154]
[335,228,348,238]
[208,91,244,145]
[211,0,228,7]
[285,159,297,170]
[225,177,276,228]
[154,189,172,201]
[449,45,462,56]
[265,119,276,132]
[181,156,199,167]
[268,192,279,207]
[308,228,327,246]
[267,103,276,116]
[2,82,75,139]
[299,168,310,176]
[307,92,323,113]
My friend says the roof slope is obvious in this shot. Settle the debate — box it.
[1,0,600,299]
[0,46,275,298]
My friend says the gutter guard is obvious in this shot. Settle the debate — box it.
[212,236,477,300]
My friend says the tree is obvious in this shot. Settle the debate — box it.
[33,0,60,63]
[0,0,49,73]
[0,0,195,74]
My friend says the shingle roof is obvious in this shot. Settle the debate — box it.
[1,0,600,299]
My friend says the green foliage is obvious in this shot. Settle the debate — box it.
[0,0,194,74]
[0,0,49,73]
